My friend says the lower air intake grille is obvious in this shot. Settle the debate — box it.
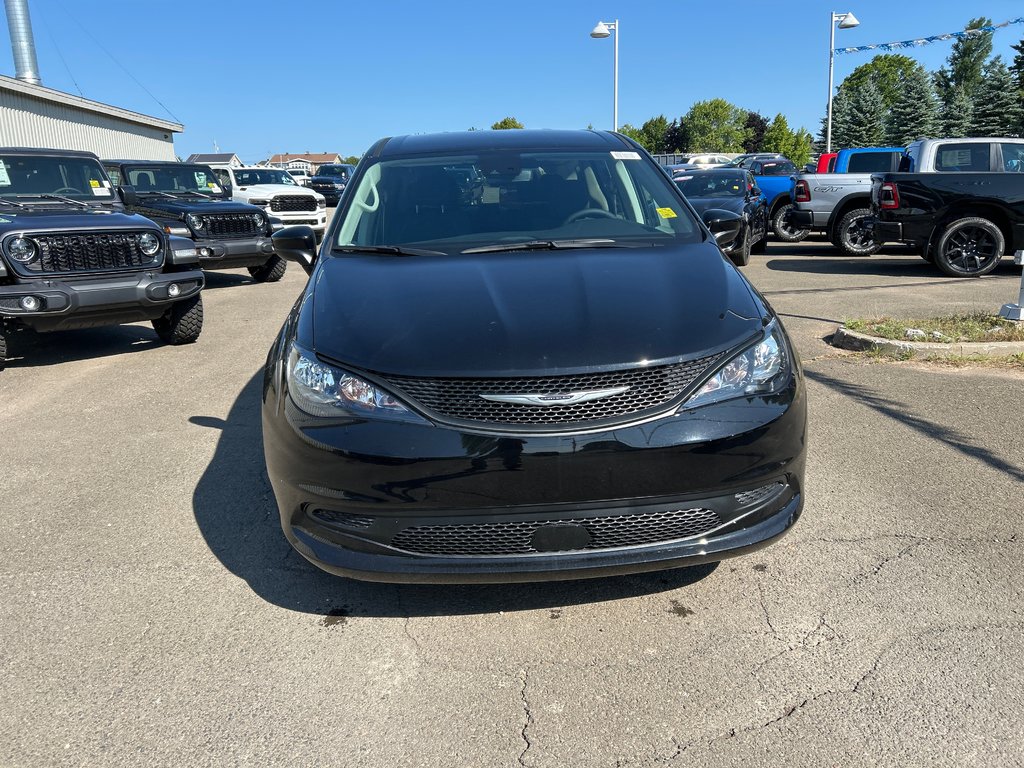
[380,354,722,428]
[389,507,721,556]
[735,482,785,506]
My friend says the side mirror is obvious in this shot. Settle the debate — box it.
[702,209,743,248]
[117,185,137,207]
[272,225,318,276]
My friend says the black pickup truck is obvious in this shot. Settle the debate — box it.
[103,160,286,282]
[307,163,355,206]
[868,172,1024,277]
[0,147,204,366]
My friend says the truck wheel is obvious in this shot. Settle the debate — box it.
[836,208,882,256]
[729,229,751,267]
[772,204,808,242]
[248,255,287,283]
[153,294,204,345]
[933,217,1004,277]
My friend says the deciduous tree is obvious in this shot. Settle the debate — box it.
[743,112,769,153]
[679,99,749,152]
[491,116,524,130]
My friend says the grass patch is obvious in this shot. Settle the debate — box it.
[844,313,1024,343]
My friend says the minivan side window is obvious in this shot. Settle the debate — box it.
[934,143,991,172]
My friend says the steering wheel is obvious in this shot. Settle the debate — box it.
[563,207,618,225]
[54,187,84,195]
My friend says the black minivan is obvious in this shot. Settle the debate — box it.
[262,130,806,583]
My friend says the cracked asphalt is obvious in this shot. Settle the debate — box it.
[1,239,1023,766]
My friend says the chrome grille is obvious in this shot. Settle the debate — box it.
[390,507,722,556]
[270,195,317,212]
[381,354,721,427]
[14,231,160,274]
[204,214,262,238]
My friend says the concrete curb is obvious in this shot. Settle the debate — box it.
[832,326,1024,358]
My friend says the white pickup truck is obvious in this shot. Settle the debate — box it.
[209,165,327,236]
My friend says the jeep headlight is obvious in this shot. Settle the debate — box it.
[251,212,265,227]
[8,236,37,263]
[286,343,426,422]
[138,232,161,256]
[185,213,204,232]
[682,321,790,409]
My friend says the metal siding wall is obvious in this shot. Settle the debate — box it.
[0,90,177,159]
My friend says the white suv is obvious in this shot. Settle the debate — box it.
[210,165,327,235]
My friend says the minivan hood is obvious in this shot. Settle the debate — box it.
[310,242,763,377]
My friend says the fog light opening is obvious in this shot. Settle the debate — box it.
[20,295,41,311]
[199,247,212,258]
[168,283,181,298]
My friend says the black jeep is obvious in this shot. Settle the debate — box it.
[0,147,205,366]
[103,160,286,282]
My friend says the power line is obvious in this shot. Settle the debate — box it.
[53,0,182,124]
[37,3,83,96]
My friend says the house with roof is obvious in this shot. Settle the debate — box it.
[264,152,341,174]
[185,152,242,167]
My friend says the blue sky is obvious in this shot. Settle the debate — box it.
[6,1,1024,162]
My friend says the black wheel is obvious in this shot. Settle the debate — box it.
[248,255,288,283]
[729,229,751,267]
[933,217,1004,277]
[835,207,882,256]
[772,203,808,242]
[152,294,203,345]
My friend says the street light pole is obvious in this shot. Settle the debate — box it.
[826,11,860,154]
[590,19,619,131]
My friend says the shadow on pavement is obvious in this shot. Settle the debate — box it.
[0,324,163,368]
[765,255,1021,281]
[806,368,1024,484]
[191,373,718,618]
[198,271,255,290]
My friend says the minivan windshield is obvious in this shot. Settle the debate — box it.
[125,164,225,195]
[0,154,115,201]
[335,150,700,253]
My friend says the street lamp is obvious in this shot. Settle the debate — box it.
[590,19,619,131]
[826,10,860,153]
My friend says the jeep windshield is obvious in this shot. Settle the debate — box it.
[334,150,700,254]
[124,164,226,197]
[0,153,116,204]
[233,169,298,186]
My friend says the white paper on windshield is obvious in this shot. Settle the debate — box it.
[0,162,10,187]
[611,151,641,160]
[91,185,112,196]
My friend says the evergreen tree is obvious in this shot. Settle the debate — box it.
[886,65,939,145]
[820,87,853,150]
[934,17,994,103]
[842,81,885,148]
[969,58,1022,137]
[939,86,973,137]
[742,112,769,153]
[1011,34,1024,90]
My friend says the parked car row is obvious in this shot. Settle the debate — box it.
[0,147,304,365]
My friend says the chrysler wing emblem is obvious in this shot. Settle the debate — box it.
[480,386,630,407]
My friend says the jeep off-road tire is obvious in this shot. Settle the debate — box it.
[836,207,882,257]
[772,203,809,242]
[248,255,287,283]
[153,294,203,345]
[933,217,1004,278]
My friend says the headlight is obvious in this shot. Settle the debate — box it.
[251,212,265,227]
[250,199,269,207]
[286,343,424,421]
[682,321,790,409]
[8,236,37,263]
[185,213,204,231]
[138,232,161,256]
[317,198,326,208]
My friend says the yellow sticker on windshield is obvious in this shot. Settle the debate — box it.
[89,179,100,187]
[656,207,677,219]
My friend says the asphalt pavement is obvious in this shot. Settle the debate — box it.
[1,239,1022,767]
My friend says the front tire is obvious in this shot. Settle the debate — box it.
[772,203,808,242]
[152,294,203,345]
[933,217,1004,277]
[836,207,882,256]
[248,255,287,283]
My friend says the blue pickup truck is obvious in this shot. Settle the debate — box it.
[742,157,804,242]
[833,147,903,174]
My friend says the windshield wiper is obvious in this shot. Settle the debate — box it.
[461,238,620,254]
[15,193,89,208]
[0,195,29,208]
[333,245,447,257]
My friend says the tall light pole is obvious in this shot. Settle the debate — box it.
[590,19,619,131]
[826,11,860,153]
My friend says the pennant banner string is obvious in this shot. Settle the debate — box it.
[835,17,1024,55]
